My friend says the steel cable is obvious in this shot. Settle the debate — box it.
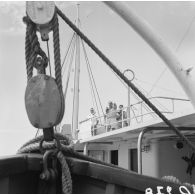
[81,40,105,116]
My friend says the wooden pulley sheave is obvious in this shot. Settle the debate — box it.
[24,1,64,130]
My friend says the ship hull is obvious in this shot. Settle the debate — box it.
[0,154,184,193]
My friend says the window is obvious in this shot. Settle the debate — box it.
[129,149,138,172]
[111,150,118,165]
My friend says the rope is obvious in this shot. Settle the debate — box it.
[52,12,62,91]
[56,7,195,152]
[18,132,133,194]
[18,133,72,194]
[52,11,65,125]
[18,132,128,171]
[57,151,72,193]
[24,20,33,82]
[23,16,48,82]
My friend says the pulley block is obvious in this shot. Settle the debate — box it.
[25,74,64,128]
[26,1,55,26]
[26,1,55,41]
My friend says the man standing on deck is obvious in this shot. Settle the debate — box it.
[88,108,99,136]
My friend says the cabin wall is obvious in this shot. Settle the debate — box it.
[118,142,129,169]
[158,139,195,184]
[142,141,159,178]
[78,138,195,185]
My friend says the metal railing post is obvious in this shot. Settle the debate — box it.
[137,128,148,174]
[83,142,88,155]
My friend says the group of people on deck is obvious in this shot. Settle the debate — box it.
[88,101,129,136]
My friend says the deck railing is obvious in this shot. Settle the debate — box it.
[78,96,190,139]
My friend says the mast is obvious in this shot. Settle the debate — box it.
[72,3,80,140]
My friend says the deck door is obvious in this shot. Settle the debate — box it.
[129,148,138,172]
[110,150,118,165]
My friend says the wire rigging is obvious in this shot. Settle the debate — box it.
[62,35,76,78]
[146,11,195,96]
[81,40,105,116]
[84,49,101,120]
[176,13,195,52]
[78,20,104,117]
[134,80,170,113]
[61,32,76,70]
[63,36,76,100]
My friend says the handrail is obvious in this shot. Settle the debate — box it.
[131,96,190,107]
[79,96,190,125]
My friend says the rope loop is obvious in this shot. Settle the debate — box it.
[24,16,48,82]
[39,135,62,154]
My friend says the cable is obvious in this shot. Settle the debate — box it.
[63,36,76,100]
[134,80,170,114]
[86,56,101,119]
[146,11,195,96]
[176,13,195,52]
[79,20,105,116]
[147,68,167,96]
[82,41,101,119]
[62,35,76,78]
[61,32,76,69]
[81,40,105,116]
[135,78,185,96]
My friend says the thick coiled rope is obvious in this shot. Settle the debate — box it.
[18,133,128,172]
[18,133,71,153]
[18,133,73,194]
[57,151,72,193]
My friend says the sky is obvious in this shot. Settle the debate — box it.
[1,1,195,155]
